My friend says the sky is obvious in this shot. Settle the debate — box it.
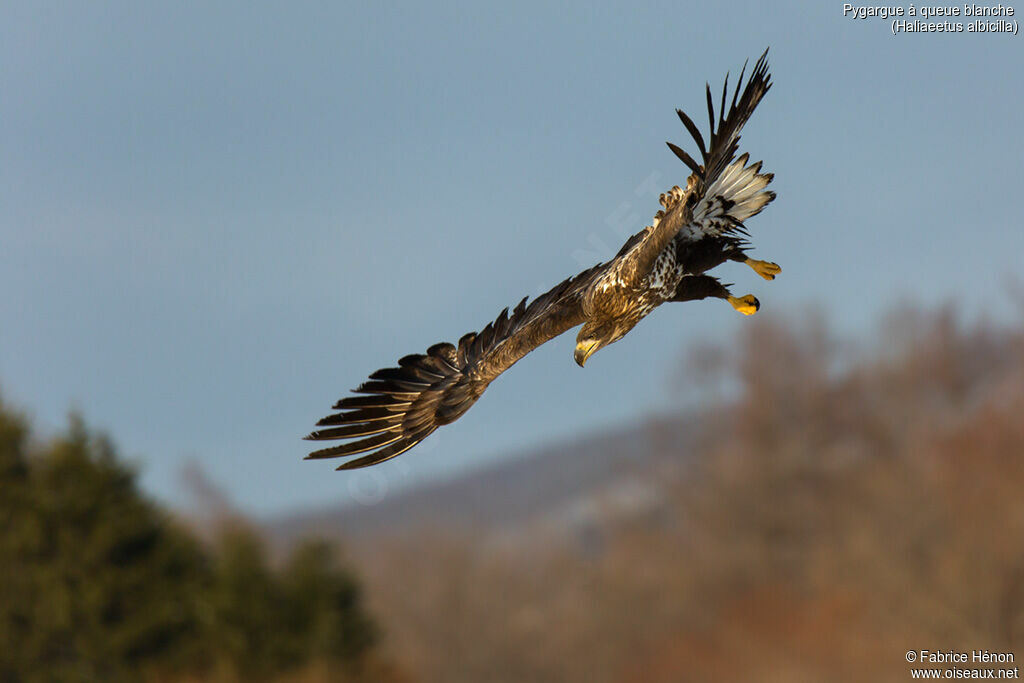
[2,2,1022,516]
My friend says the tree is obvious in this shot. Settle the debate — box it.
[280,538,378,665]
[0,408,208,682]
[0,396,380,682]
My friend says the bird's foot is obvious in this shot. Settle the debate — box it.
[745,258,782,281]
[728,294,760,316]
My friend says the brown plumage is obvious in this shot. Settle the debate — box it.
[306,49,777,469]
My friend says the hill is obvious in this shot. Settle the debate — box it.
[261,305,1024,683]
[268,415,694,544]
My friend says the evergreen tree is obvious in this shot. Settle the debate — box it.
[0,395,380,681]
[0,410,208,682]
[280,539,378,665]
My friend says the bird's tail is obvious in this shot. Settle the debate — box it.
[697,152,775,227]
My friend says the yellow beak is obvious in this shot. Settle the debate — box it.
[574,339,599,367]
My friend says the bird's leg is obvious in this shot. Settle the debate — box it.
[726,249,781,281]
[671,275,760,316]
[744,257,782,281]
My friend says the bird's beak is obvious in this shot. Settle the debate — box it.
[574,340,599,368]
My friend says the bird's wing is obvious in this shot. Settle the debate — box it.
[668,48,772,186]
[668,49,775,241]
[610,50,773,287]
[305,265,603,469]
[608,179,696,288]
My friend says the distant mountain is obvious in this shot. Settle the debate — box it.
[266,414,700,546]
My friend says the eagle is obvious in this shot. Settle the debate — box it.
[306,50,779,470]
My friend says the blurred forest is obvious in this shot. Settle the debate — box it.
[0,404,396,682]
[4,302,1024,681]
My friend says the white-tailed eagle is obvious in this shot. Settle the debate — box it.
[306,50,778,469]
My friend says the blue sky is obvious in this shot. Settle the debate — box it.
[2,2,1022,516]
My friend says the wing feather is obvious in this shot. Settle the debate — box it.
[669,48,772,187]
[666,141,702,176]
[671,49,776,242]
[307,432,405,460]
[333,435,426,470]
[333,395,411,409]
[305,264,603,468]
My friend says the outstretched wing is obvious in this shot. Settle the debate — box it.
[611,50,773,288]
[608,179,696,289]
[668,49,775,242]
[668,48,772,185]
[305,265,603,469]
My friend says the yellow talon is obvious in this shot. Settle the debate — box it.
[728,294,760,316]
[745,258,782,281]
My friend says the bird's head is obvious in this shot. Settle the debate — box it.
[574,320,630,367]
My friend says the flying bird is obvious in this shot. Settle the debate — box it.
[306,49,779,469]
